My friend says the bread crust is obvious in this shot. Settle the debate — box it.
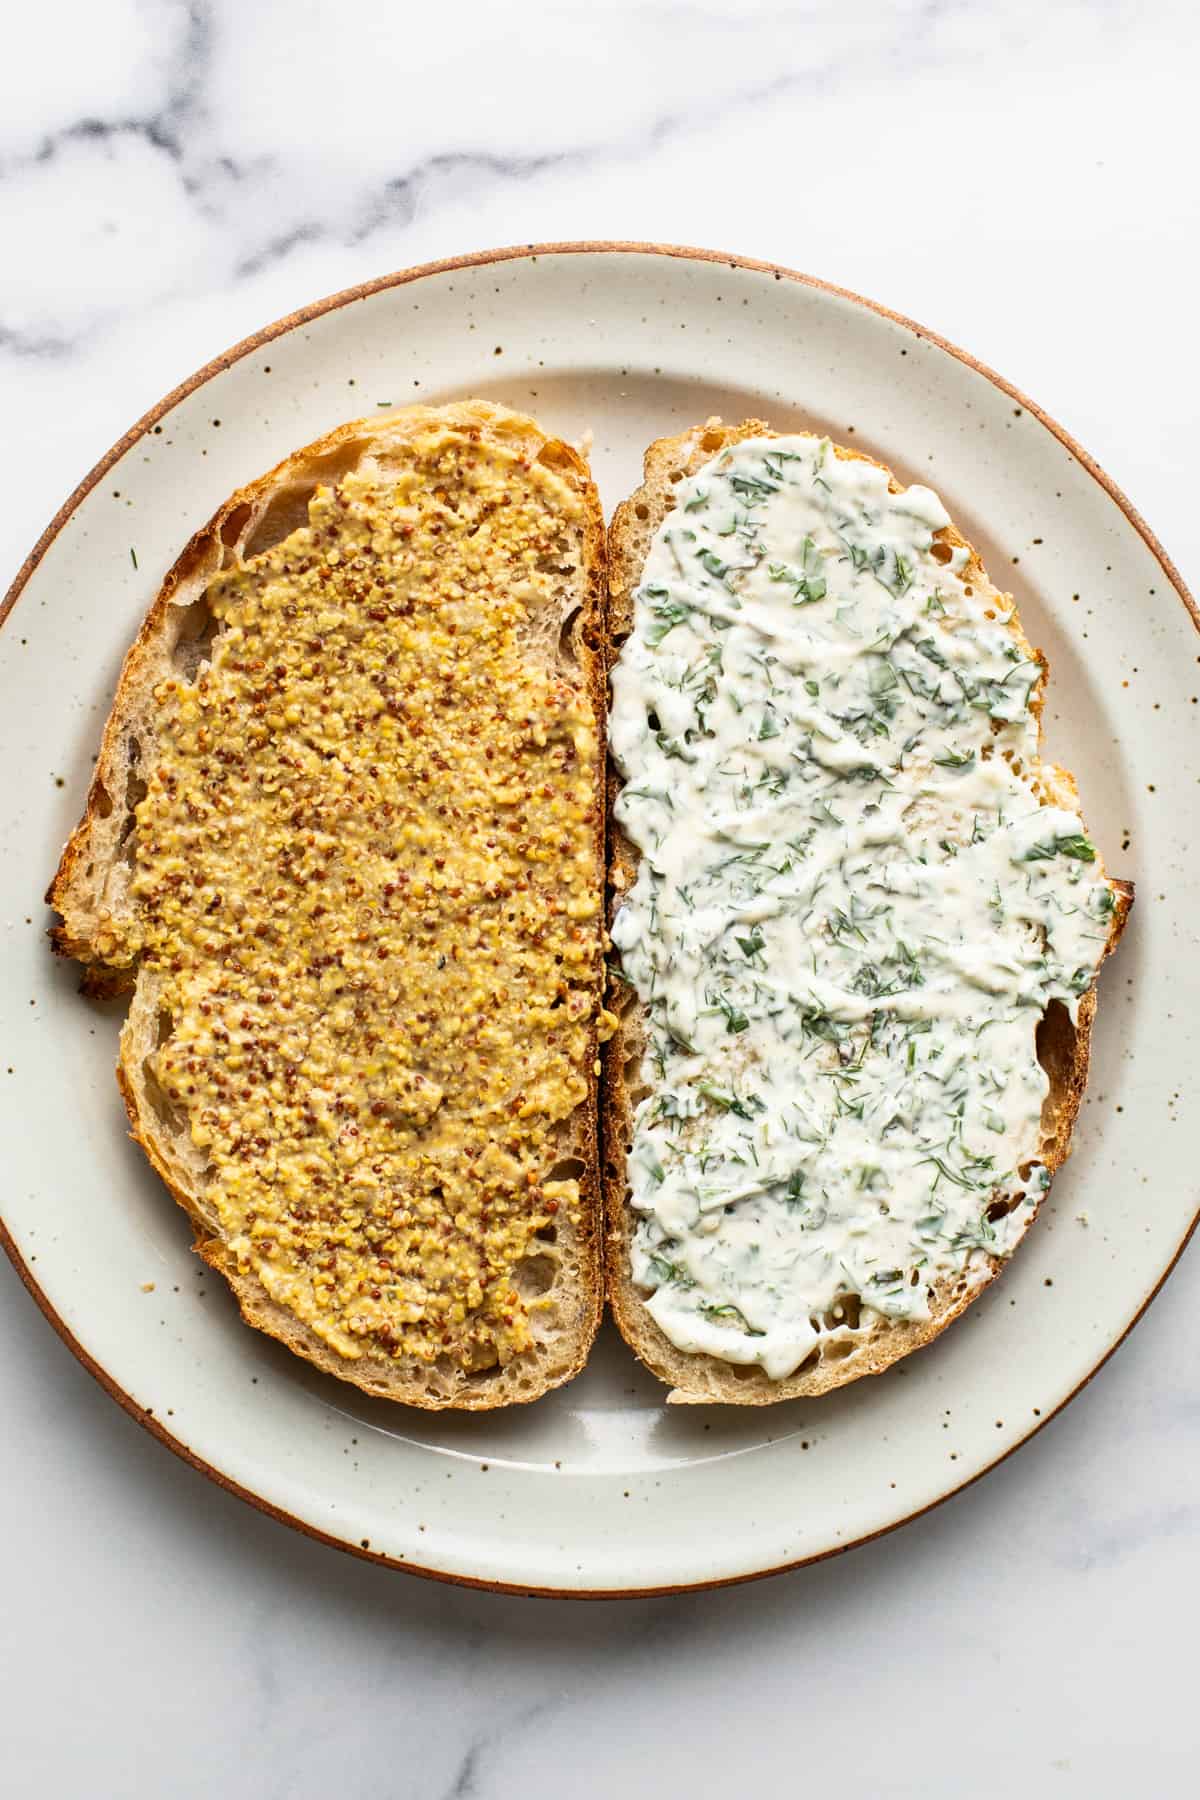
[48,400,607,1410]
[602,420,1132,1405]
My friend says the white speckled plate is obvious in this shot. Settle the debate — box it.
[2,244,1196,1596]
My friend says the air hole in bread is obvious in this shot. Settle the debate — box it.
[729,1361,759,1381]
[557,605,580,672]
[634,503,650,521]
[699,431,724,452]
[646,711,661,732]
[930,540,953,565]
[171,592,221,681]
[466,1359,503,1383]
[93,781,114,819]
[219,502,254,551]
[822,1338,856,1363]
[141,1056,183,1133]
[241,489,314,559]
[535,441,571,473]
[1035,999,1077,1106]
[535,533,576,576]
[668,469,684,484]
[795,1348,821,1377]
[825,1291,862,1331]
[240,445,363,562]
[513,1253,557,1299]
[545,1157,586,1184]
[986,1196,1017,1223]
[535,1224,557,1243]
[155,1006,174,1047]
[118,743,148,863]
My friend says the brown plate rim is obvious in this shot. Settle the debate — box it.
[2,239,1196,1600]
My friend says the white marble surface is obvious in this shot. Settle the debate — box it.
[3,2,1199,1793]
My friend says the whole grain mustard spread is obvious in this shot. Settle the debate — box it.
[108,427,602,1370]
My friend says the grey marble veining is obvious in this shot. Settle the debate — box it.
[2,2,1199,1795]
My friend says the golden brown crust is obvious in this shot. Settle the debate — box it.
[50,401,606,1410]
[602,420,1133,1405]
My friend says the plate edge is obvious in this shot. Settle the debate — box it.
[3,238,1198,1599]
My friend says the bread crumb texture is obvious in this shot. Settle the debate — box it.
[94,426,602,1373]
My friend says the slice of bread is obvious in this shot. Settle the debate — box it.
[604,419,1132,1405]
[49,401,607,1409]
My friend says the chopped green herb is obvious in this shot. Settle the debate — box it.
[701,1302,765,1337]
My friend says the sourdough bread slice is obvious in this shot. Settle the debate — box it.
[604,419,1131,1405]
[49,400,606,1409]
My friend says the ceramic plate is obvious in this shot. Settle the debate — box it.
[2,244,1196,1597]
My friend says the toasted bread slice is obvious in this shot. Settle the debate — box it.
[49,401,606,1409]
[604,420,1131,1405]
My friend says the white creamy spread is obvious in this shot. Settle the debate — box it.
[609,435,1115,1380]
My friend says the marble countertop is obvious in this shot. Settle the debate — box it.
[3,2,1199,1794]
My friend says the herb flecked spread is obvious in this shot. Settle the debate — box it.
[99,429,602,1370]
[609,435,1117,1380]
